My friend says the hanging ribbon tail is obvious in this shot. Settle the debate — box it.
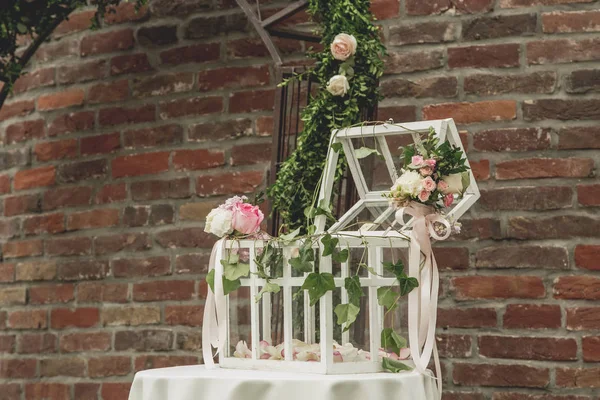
[202,239,227,369]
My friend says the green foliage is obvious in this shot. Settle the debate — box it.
[301,272,336,306]
[381,328,407,356]
[289,241,315,273]
[255,281,281,302]
[382,357,412,373]
[344,276,363,307]
[267,0,385,231]
[221,254,250,281]
[206,269,242,296]
[334,303,360,332]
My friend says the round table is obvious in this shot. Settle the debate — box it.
[128,365,439,400]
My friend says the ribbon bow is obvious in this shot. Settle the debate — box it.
[396,202,449,400]
[202,239,227,368]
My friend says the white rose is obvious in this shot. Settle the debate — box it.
[204,207,233,237]
[327,75,350,96]
[440,173,463,195]
[330,33,357,61]
[393,170,422,197]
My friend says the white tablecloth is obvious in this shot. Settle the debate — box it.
[128,365,439,400]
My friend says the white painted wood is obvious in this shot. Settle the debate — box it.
[320,249,334,370]
[341,257,350,346]
[283,247,293,361]
[341,139,368,199]
[249,247,260,360]
[315,134,340,234]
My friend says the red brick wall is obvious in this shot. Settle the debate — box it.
[0,0,599,399]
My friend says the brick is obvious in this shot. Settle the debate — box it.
[6,119,45,144]
[175,253,210,275]
[451,218,500,241]
[177,331,203,351]
[575,245,600,270]
[582,336,600,362]
[59,332,111,353]
[113,256,170,278]
[559,126,600,149]
[466,160,489,181]
[13,68,55,93]
[112,152,169,178]
[101,383,132,400]
[198,65,270,92]
[479,336,576,361]
[89,356,130,378]
[496,158,593,180]
[388,21,457,46]
[46,237,92,257]
[95,232,151,255]
[463,14,537,40]
[77,282,128,303]
[196,170,264,197]
[131,178,190,200]
[476,245,568,269]
[137,24,178,46]
[95,183,127,204]
[110,53,153,75]
[55,10,95,36]
[160,43,220,65]
[24,383,68,400]
[566,69,600,94]
[448,44,520,69]
[104,2,149,24]
[81,29,134,56]
[0,287,26,306]
[445,393,485,400]
[554,276,600,300]
[0,175,9,195]
[433,247,469,270]
[29,284,74,305]
[155,228,215,248]
[43,186,92,210]
[226,37,301,59]
[18,333,56,354]
[407,0,494,14]
[151,0,212,16]
[480,186,572,211]
[165,305,203,326]
[567,307,600,330]
[36,39,79,63]
[103,306,160,327]
[57,60,107,84]
[40,357,85,377]
[8,309,47,329]
[15,261,57,281]
[133,280,195,301]
[189,119,252,142]
[454,363,549,388]
[0,263,14,282]
[38,89,84,111]
[123,206,149,227]
[150,204,173,225]
[34,139,77,162]
[67,209,119,231]
[3,239,43,258]
[0,359,36,379]
[51,308,99,329]
[48,111,94,136]
[423,101,516,124]
[185,14,248,39]
[58,259,107,280]
[501,0,594,6]
[124,124,183,148]
[465,72,556,96]
[528,38,600,65]
[371,0,399,19]
[436,334,471,358]
[74,383,100,400]
[0,335,15,353]
[385,51,444,74]
[4,194,40,216]
[133,72,194,98]
[0,220,18,240]
[88,79,129,104]
[135,355,197,372]
[23,214,65,236]
[0,99,34,121]
[99,104,155,126]
[256,116,273,136]
[524,99,600,121]
[509,216,600,239]
[173,149,225,171]
[80,132,121,155]
[115,330,174,351]
[452,276,545,300]
[159,96,223,119]
[380,76,457,98]
[543,10,600,33]
[179,201,219,222]
[0,148,30,170]
[556,368,600,388]
[473,127,551,152]
[437,308,497,328]
[14,166,55,191]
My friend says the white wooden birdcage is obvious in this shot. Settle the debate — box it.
[217,118,479,374]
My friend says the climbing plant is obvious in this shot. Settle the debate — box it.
[267,0,386,232]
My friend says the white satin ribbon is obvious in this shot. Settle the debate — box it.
[202,239,227,368]
[396,202,449,400]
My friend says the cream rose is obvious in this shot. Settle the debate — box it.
[330,33,357,61]
[440,173,463,195]
[393,170,422,197]
[327,75,350,96]
[204,207,233,237]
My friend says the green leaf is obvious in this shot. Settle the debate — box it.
[398,276,419,296]
[381,328,407,355]
[461,171,471,195]
[207,269,241,295]
[321,233,339,257]
[354,147,381,160]
[382,357,412,373]
[289,242,315,273]
[334,303,360,331]
[221,257,250,281]
[280,227,301,244]
[16,23,27,34]
[302,272,336,306]
[382,259,404,279]
[332,248,349,263]
[255,281,281,302]
[377,287,399,310]
[206,269,215,293]
[360,263,380,276]
[345,276,363,307]
[331,142,343,153]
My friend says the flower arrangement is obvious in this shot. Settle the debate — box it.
[326,33,357,97]
[204,196,265,238]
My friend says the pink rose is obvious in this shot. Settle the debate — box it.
[330,33,357,61]
[418,190,430,202]
[438,180,449,192]
[444,193,454,207]
[231,202,264,234]
[411,155,424,166]
[421,176,436,192]
[420,166,433,176]
[424,159,436,168]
